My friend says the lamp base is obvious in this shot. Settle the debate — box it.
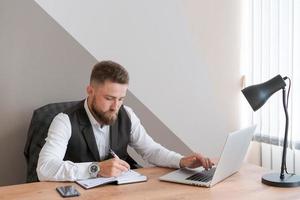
[262,172,300,187]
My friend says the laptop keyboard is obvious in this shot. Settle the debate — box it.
[185,168,216,182]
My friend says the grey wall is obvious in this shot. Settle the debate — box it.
[0,0,191,186]
[0,0,93,185]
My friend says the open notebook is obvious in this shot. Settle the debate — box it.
[76,170,147,189]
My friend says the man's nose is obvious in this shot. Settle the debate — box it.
[110,100,119,110]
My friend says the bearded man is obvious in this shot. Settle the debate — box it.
[37,61,213,181]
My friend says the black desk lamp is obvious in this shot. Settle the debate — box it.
[242,74,300,187]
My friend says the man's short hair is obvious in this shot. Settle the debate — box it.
[90,60,129,85]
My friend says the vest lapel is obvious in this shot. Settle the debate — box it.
[78,106,100,161]
[81,126,100,161]
[110,118,119,152]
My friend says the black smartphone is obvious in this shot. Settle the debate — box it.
[56,185,80,198]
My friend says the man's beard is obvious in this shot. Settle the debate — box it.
[90,98,118,125]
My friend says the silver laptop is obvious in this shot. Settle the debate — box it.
[159,125,256,187]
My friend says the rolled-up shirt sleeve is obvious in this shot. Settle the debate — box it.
[37,113,91,181]
[125,106,183,168]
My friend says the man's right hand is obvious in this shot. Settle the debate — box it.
[98,158,130,177]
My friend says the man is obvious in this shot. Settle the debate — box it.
[37,61,213,181]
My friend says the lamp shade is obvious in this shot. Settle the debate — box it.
[242,75,286,111]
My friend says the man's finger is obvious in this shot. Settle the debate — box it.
[202,158,208,170]
[208,159,214,168]
[112,159,130,172]
[118,159,130,170]
[201,157,211,170]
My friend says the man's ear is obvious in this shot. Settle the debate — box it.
[86,85,94,96]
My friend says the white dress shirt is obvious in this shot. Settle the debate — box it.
[37,99,183,181]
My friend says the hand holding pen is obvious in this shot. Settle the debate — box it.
[97,149,130,177]
[109,149,120,159]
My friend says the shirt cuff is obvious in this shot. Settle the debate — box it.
[76,162,93,180]
[170,154,184,169]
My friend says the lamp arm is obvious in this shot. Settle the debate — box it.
[280,88,289,179]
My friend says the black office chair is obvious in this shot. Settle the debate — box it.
[24,101,80,183]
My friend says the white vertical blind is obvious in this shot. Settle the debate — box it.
[241,0,300,170]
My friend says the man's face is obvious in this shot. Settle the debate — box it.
[87,80,128,125]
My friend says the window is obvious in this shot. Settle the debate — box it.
[241,0,300,171]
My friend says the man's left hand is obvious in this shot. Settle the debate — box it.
[180,153,214,170]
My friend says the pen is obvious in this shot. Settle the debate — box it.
[109,148,119,159]
[110,148,131,171]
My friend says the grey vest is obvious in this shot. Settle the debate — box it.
[63,101,137,167]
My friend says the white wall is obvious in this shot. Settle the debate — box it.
[35,0,242,157]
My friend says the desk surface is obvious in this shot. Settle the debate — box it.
[0,163,299,200]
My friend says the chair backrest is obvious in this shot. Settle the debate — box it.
[24,101,80,183]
